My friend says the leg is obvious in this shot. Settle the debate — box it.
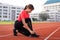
[26,18,39,37]
[13,20,31,36]
[18,27,31,36]
[27,20,33,31]
[13,20,18,36]
[15,21,31,36]
[25,18,33,31]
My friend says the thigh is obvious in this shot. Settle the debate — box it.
[14,20,19,30]
[14,20,23,30]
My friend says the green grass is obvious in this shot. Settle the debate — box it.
[0,21,53,24]
[32,21,50,23]
[0,21,14,24]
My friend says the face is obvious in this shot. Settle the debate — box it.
[26,8,33,13]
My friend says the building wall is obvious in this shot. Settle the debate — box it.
[44,2,60,22]
[30,13,40,21]
[0,3,10,21]
[0,3,41,21]
[0,3,23,21]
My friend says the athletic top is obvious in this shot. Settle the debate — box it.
[17,10,29,21]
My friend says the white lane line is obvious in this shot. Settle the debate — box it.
[50,37,60,39]
[44,27,60,40]
[0,34,12,37]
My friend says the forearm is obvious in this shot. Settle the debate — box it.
[23,23,32,32]
[22,18,32,32]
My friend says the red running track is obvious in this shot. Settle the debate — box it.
[0,22,60,40]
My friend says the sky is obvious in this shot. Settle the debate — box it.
[0,0,47,13]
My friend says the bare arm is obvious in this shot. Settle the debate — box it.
[22,18,34,34]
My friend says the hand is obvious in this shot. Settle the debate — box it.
[24,23,28,27]
[30,31,34,34]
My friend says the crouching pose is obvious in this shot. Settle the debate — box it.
[13,4,39,37]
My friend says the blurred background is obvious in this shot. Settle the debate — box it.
[0,0,60,23]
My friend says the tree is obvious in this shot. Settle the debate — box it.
[32,18,38,21]
[39,13,49,21]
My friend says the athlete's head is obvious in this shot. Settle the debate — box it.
[24,4,34,13]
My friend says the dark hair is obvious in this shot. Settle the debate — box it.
[24,4,34,10]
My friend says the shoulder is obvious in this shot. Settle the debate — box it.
[21,10,26,14]
[21,10,26,13]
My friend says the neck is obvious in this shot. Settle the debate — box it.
[25,10,28,13]
[24,10,28,14]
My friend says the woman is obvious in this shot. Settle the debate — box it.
[13,4,39,37]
